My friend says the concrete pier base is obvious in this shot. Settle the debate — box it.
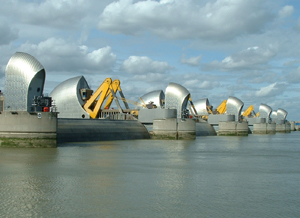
[253,123,277,134]
[276,124,286,133]
[253,123,267,134]
[236,122,249,136]
[0,111,57,147]
[276,122,291,133]
[286,122,291,133]
[290,121,295,131]
[266,123,276,134]
[152,118,196,140]
[218,121,248,136]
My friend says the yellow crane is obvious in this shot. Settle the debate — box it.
[83,78,129,119]
[242,105,257,117]
[215,100,227,114]
[117,97,147,108]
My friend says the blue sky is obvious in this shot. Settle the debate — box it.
[1,0,300,120]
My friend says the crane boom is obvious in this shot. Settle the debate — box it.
[242,105,257,117]
[242,105,254,117]
[216,100,227,114]
[83,78,129,119]
[117,97,147,108]
[83,78,112,119]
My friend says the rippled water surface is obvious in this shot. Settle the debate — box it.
[1,132,300,217]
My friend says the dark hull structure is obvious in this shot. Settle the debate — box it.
[57,118,150,144]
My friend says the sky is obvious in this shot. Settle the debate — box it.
[1,0,300,120]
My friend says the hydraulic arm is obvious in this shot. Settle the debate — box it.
[83,78,129,119]
[242,105,256,117]
[216,100,227,114]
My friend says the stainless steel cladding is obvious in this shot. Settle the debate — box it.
[277,108,288,121]
[4,52,45,111]
[137,90,165,109]
[50,76,90,119]
[165,82,190,118]
[193,98,211,115]
[259,103,272,123]
[271,110,277,120]
[226,96,244,122]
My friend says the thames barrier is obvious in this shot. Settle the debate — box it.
[0,52,295,147]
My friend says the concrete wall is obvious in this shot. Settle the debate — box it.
[0,111,57,133]
[207,114,235,125]
[138,108,177,124]
[152,118,196,140]
[276,122,291,133]
[290,121,295,131]
[267,123,276,134]
[246,117,266,126]
[218,121,248,136]
[57,119,150,144]
[253,123,267,134]
[0,111,57,147]
[178,119,196,139]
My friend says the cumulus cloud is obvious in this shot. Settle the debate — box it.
[182,79,219,91]
[279,5,294,18]
[203,45,277,71]
[98,0,273,41]
[4,0,89,28]
[254,82,288,97]
[180,54,202,66]
[121,56,173,75]
[19,38,116,73]
[0,22,18,45]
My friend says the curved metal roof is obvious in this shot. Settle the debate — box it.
[277,108,288,121]
[259,103,272,122]
[193,98,210,115]
[226,96,244,121]
[165,82,190,118]
[50,76,90,118]
[4,52,45,111]
[271,110,277,120]
[137,90,165,109]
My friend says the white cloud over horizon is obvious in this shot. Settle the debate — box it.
[98,0,274,41]
[180,54,202,66]
[18,38,117,73]
[121,56,173,75]
[203,46,278,71]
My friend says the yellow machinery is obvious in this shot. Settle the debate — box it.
[196,100,226,121]
[216,100,227,114]
[117,97,147,109]
[189,96,198,117]
[242,105,257,118]
[83,78,129,119]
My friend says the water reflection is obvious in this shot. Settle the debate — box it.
[1,132,300,217]
[0,148,60,217]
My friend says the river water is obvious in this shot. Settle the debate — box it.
[1,132,300,218]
